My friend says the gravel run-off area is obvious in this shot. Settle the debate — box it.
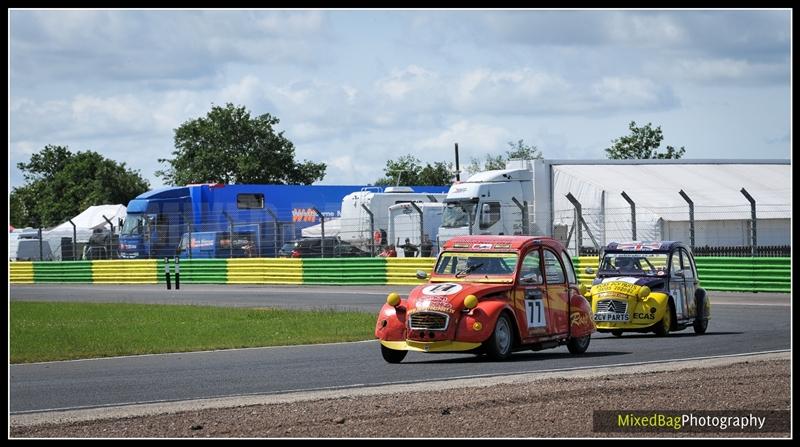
[11,353,790,438]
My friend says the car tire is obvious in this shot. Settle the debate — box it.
[611,330,623,337]
[380,345,408,363]
[693,288,709,335]
[484,313,514,361]
[693,318,708,335]
[567,334,591,354]
[653,302,673,337]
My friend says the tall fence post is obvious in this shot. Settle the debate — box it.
[620,191,636,240]
[678,190,695,250]
[187,223,193,260]
[102,215,115,260]
[511,197,529,235]
[222,211,234,259]
[266,208,279,257]
[38,227,43,261]
[68,219,77,261]
[409,202,424,255]
[565,193,598,256]
[312,208,325,258]
[361,204,375,256]
[740,188,757,257]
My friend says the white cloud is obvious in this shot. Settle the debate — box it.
[605,13,687,47]
[376,65,438,101]
[451,68,571,113]
[590,77,672,110]
[417,120,510,155]
[644,58,788,85]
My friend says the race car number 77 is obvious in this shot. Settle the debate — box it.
[525,299,547,328]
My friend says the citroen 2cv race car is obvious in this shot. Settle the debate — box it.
[375,236,596,363]
[586,241,711,337]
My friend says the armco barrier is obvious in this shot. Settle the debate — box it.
[9,256,789,292]
[386,257,436,285]
[156,259,228,284]
[34,261,93,283]
[228,258,302,284]
[9,262,35,283]
[302,258,387,284]
[573,256,599,288]
[92,260,157,283]
[570,256,789,293]
[694,257,790,293]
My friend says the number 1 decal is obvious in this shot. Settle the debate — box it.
[525,299,547,328]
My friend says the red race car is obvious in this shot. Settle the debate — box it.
[375,236,595,363]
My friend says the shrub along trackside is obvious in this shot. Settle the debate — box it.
[10,301,375,363]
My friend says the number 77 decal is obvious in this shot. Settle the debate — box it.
[525,299,547,328]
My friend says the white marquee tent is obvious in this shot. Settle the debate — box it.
[9,204,128,261]
[549,163,790,249]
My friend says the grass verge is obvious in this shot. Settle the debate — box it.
[10,301,376,363]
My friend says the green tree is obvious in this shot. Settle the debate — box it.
[605,121,686,159]
[374,155,453,186]
[10,145,150,228]
[156,103,326,185]
[466,139,543,175]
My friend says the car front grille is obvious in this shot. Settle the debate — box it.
[409,312,449,331]
[596,299,628,314]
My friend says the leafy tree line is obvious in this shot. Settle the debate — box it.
[605,121,685,160]
[374,140,543,186]
[10,145,150,228]
[156,103,326,185]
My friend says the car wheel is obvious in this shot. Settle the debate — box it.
[380,344,408,363]
[611,330,623,337]
[567,334,591,354]
[653,303,672,337]
[484,313,514,361]
[693,318,708,335]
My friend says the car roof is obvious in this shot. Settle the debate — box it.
[442,235,564,252]
[604,241,686,252]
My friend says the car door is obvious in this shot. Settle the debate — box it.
[681,248,699,318]
[542,249,570,335]
[668,250,688,320]
[515,248,548,339]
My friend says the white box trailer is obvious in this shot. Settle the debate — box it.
[338,186,446,252]
[387,202,444,257]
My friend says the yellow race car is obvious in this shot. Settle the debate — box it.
[585,241,710,337]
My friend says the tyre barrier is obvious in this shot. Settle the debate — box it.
[8,256,789,292]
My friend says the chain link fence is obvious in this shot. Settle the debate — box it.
[11,200,790,261]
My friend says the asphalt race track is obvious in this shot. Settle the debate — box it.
[9,284,791,414]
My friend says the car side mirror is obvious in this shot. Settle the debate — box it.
[584,267,595,275]
[416,270,428,280]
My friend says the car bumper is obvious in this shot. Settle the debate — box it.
[380,340,482,353]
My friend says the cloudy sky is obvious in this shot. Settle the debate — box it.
[9,9,791,191]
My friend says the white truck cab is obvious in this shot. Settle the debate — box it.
[438,166,534,246]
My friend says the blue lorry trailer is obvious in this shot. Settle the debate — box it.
[118,183,448,259]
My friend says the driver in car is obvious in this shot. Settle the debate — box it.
[615,257,641,273]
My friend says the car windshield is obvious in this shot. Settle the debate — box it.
[441,201,477,228]
[435,252,518,279]
[598,252,669,277]
[281,242,296,252]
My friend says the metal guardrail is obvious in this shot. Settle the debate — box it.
[9,256,789,292]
